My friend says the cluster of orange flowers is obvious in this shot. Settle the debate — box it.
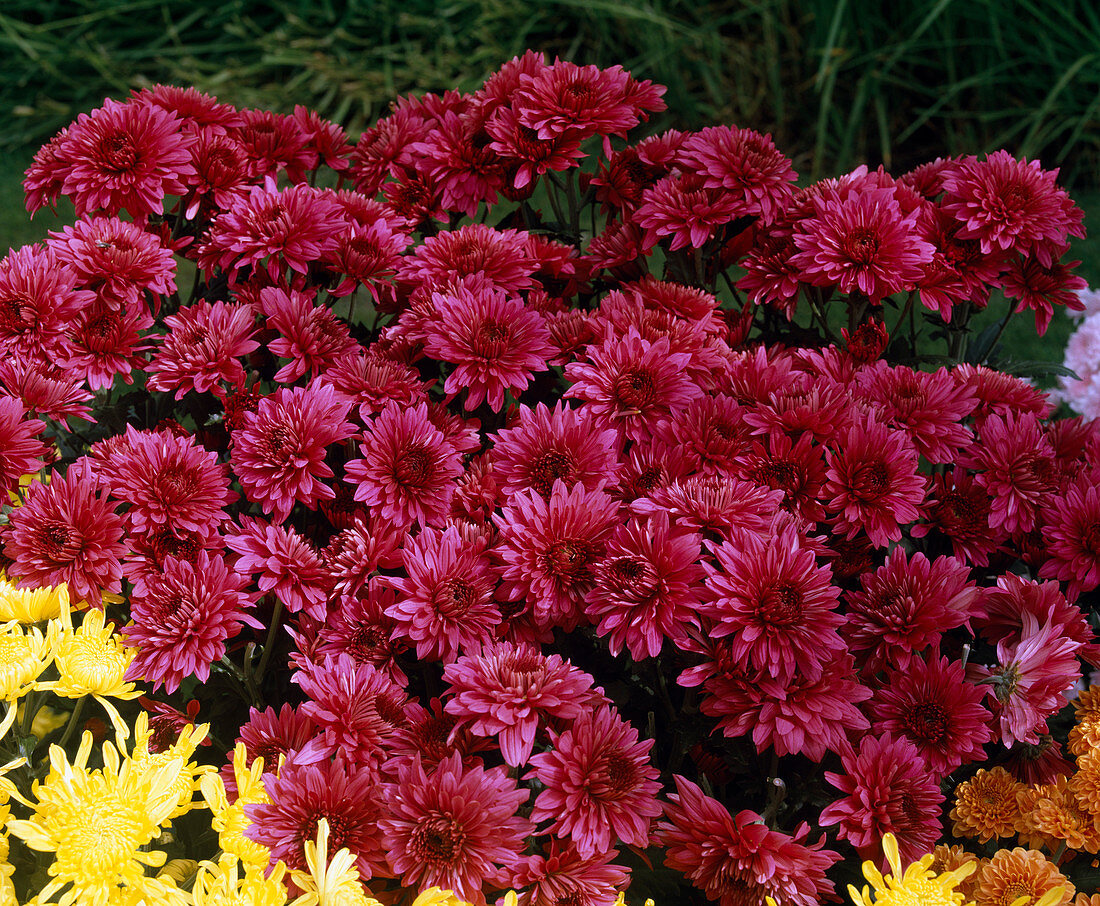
[941,687,1100,906]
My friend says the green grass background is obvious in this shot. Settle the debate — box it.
[2,0,1099,368]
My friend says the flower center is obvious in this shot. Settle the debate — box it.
[905,701,949,743]
[411,814,465,864]
[845,227,880,264]
[543,538,597,584]
[39,520,81,562]
[530,449,574,497]
[1082,522,1100,556]
[101,133,140,174]
[614,367,657,411]
[758,582,803,625]
[433,577,477,617]
[394,445,432,488]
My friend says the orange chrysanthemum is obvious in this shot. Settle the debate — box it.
[931,844,984,903]
[1073,895,1100,906]
[1075,686,1100,719]
[976,848,1073,906]
[952,767,1025,843]
[1070,748,1100,817]
[1016,775,1100,854]
[1068,715,1100,757]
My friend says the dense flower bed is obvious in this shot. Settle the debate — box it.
[0,51,1097,905]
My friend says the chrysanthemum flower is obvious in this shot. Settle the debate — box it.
[869,651,992,779]
[295,653,408,767]
[972,613,1081,747]
[974,848,1074,906]
[201,743,276,869]
[791,186,934,302]
[486,104,586,191]
[409,111,506,218]
[259,286,359,383]
[0,572,65,622]
[346,401,464,530]
[422,281,553,411]
[1001,253,1088,336]
[633,172,742,251]
[226,516,331,619]
[657,775,839,906]
[24,125,73,214]
[380,751,533,905]
[327,218,410,299]
[133,83,241,131]
[290,817,385,906]
[820,734,945,866]
[0,245,95,367]
[0,396,48,497]
[511,842,628,906]
[442,641,602,767]
[146,299,260,399]
[495,480,621,632]
[386,525,499,663]
[247,751,389,881]
[231,380,354,523]
[7,730,190,906]
[181,126,254,217]
[192,855,289,906]
[586,510,703,659]
[315,585,408,685]
[0,618,55,740]
[59,97,195,220]
[842,548,981,675]
[4,466,127,605]
[1040,476,1100,601]
[677,126,798,223]
[402,223,537,294]
[232,108,316,182]
[912,467,1003,567]
[123,550,259,693]
[941,150,1085,262]
[847,831,979,906]
[527,704,661,858]
[320,352,426,424]
[824,415,925,547]
[201,179,344,278]
[61,298,151,391]
[1017,774,1100,855]
[632,474,784,540]
[694,650,871,761]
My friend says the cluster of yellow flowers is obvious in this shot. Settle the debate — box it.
[938,686,1100,906]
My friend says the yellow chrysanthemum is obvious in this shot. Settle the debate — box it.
[192,854,288,906]
[37,602,141,741]
[0,573,66,622]
[130,710,211,819]
[289,817,384,906]
[846,831,977,906]
[6,730,187,906]
[0,618,55,739]
[199,742,274,868]
[411,890,476,906]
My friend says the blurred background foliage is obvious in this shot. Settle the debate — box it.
[1,0,1098,363]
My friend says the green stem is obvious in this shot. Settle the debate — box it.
[254,597,286,692]
[982,306,1016,364]
[19,689,40,739]
[57,696,88,750]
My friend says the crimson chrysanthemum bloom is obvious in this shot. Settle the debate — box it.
[854,362,977,463]
[315,584,408,686]
[512,60,666,145]
[1040,476,1100,600]
[940,150,1085,262]
[23,125,73,215]
[1000,253,1088,335]
[295,653,409,767]
[491,402,621,500]
[700,522,843,684]
[912,467,1004,567]
[485,104,586,191]
[791,185,934,302]
[258,286,358,383]
[585,510,703,660]
[402,223,538,294]
[321,516,403,600]
[380,751,533,905]
[0,360,94,421]
[246,751,389,880]
[961,410,1056,535]
[656,775,840,906]
[231,379,354,523]
[869,651,993,780]
[736,229,803,312]
[736,431,828,523]
[200,178,344,278]
[422,281,553,411]
[123,549,259,692]
[443,641,602,768]
[677,126,798,224]
[59,97,195,220]
[318,351,426,426]
[233,703,326,777]
[0,396,48,496]
[0,245,95,367]
[842,547,981,676]
[633,172,742,251]
[327,218,410,299]
[48,215,176,304]
[293,104,351,172]
[527,704,662,859]
[511,842,628,906]
[972,613,1082,747]
[346,401,464,530]
[226,516,331,619]
[632,474,784,540]
[231,107,316,182]
[824,414,925,546]
[62,298,152,391]
[495,480,622,633]
[819,734,946,866]
[4,464,127,604]
[133,83,242,131]
[688,649,871,762]
[409,111,506,217]
[181,126,254,217]
[146,299,260,399]
[386,524,500,663]
[564,328,702,443]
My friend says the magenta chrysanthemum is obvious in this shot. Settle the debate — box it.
[527,704,662,858]
[1040,476,1100,600]
[0,396,48,497]
[123,549,259,693]
[231,380,354,523]
[226,516,331,619]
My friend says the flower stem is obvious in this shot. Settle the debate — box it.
[57,695,87,750]
[254,597,285,693]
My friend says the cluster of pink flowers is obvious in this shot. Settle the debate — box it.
[8,52,1099,904]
